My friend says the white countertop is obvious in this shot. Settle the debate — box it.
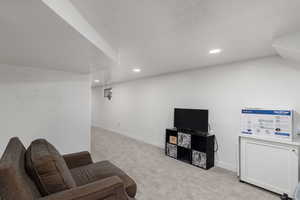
[239,134,300,146]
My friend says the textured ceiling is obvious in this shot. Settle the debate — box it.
[1,0,300,83]
[71,0,300,85]
[0,0,112,73]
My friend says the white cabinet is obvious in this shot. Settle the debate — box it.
[239,135,300,198]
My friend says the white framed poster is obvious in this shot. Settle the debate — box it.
[241,109,293,141]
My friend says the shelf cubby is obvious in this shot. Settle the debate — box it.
[165,128,215,170]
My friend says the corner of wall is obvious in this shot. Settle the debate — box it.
[215,160,237,172]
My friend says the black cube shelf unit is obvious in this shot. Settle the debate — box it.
[165,128,215,170]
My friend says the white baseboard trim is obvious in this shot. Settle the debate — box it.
[92,124,162,148]
[92,125,237,173]
[215,160,237,172]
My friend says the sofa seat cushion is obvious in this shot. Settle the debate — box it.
[70,160,137,198]
[25,139,76,196]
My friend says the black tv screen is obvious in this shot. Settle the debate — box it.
[174,108,208,132]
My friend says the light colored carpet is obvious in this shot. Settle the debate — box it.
[91,127,279,200]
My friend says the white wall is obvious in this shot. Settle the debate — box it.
[92,56,300,171]
[0,64,91,155]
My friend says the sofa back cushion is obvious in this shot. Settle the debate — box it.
[0,137,41,200]
[25,139,76,196]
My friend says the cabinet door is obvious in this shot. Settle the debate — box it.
[240,137,299,197]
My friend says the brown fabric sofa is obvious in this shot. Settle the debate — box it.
[0,137,136,200]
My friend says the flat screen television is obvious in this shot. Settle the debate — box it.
[174,108,208,132]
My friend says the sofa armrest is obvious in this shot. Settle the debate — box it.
[63,151,93,169]
[38,176,130,200]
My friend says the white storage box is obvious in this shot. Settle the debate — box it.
[241,109,293,141]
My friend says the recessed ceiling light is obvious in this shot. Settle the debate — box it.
[132,68,141,73]
[94,79,100,83]
[209,48,222,54]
